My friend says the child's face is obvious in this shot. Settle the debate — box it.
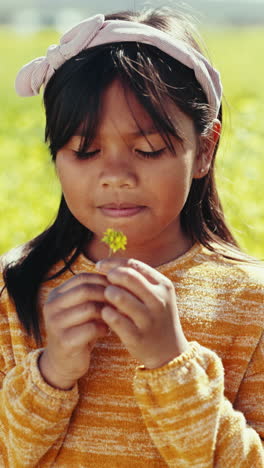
[56,79,204,264]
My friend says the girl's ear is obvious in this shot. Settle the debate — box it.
[193,119,221,179]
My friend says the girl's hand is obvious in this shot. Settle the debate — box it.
[39,273,109,390]
[97,258,189,369]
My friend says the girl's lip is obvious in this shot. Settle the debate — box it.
[99,205,145,218]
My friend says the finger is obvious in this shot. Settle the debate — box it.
[104,285,150,329]
[63,319,109,349]
[101,305,139,345]
[52,272,109,295]
[105,266,159,309]
[46,283,107,310]
[96,257,167,285]
[96,257,128,273]
[53,301,105,329]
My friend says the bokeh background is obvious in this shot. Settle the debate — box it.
[0,0,263,259]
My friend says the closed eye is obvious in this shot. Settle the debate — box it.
[74,150,100,160]
[73,147,167,160]
[136,148,167,158]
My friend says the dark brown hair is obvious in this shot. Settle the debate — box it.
[3,8,245,343]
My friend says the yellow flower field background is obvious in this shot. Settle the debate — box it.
[0,27,263,259]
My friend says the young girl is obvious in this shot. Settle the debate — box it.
[0,8,263,467]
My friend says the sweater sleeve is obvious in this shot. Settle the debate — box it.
[133,341,264,468]
[0,349,79,467]
[234,331,264,439]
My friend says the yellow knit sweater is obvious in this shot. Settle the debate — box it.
[0,243,263,467]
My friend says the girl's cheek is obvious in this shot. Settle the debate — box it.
[56,151,75,178]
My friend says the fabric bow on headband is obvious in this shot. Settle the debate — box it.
[15,14,222,118]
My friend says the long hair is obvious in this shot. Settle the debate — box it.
[3,8,245,343]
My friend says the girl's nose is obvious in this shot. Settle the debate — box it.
[99,159,137,189]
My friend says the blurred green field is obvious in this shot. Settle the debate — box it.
[0,27,263,259]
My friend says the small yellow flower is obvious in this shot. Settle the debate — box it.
[101,228,127,255]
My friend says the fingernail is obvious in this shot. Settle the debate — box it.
[95,260,104,271]
[96,260,112,272]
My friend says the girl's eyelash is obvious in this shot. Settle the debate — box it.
[136,148,166,158]
[74,150,100,159]
[73,147,166,160]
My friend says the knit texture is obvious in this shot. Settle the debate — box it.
[0,243,263,467]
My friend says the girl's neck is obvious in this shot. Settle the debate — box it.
[83,229,194,268]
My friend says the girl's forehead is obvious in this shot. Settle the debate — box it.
[75,80,161,139]
[99,81,193,139]
[100,81,154,126]
[73,79,196,146]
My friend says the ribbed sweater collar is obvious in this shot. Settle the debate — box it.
[74,242,203,273]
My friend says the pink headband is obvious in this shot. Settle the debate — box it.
[15,14,222,118]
